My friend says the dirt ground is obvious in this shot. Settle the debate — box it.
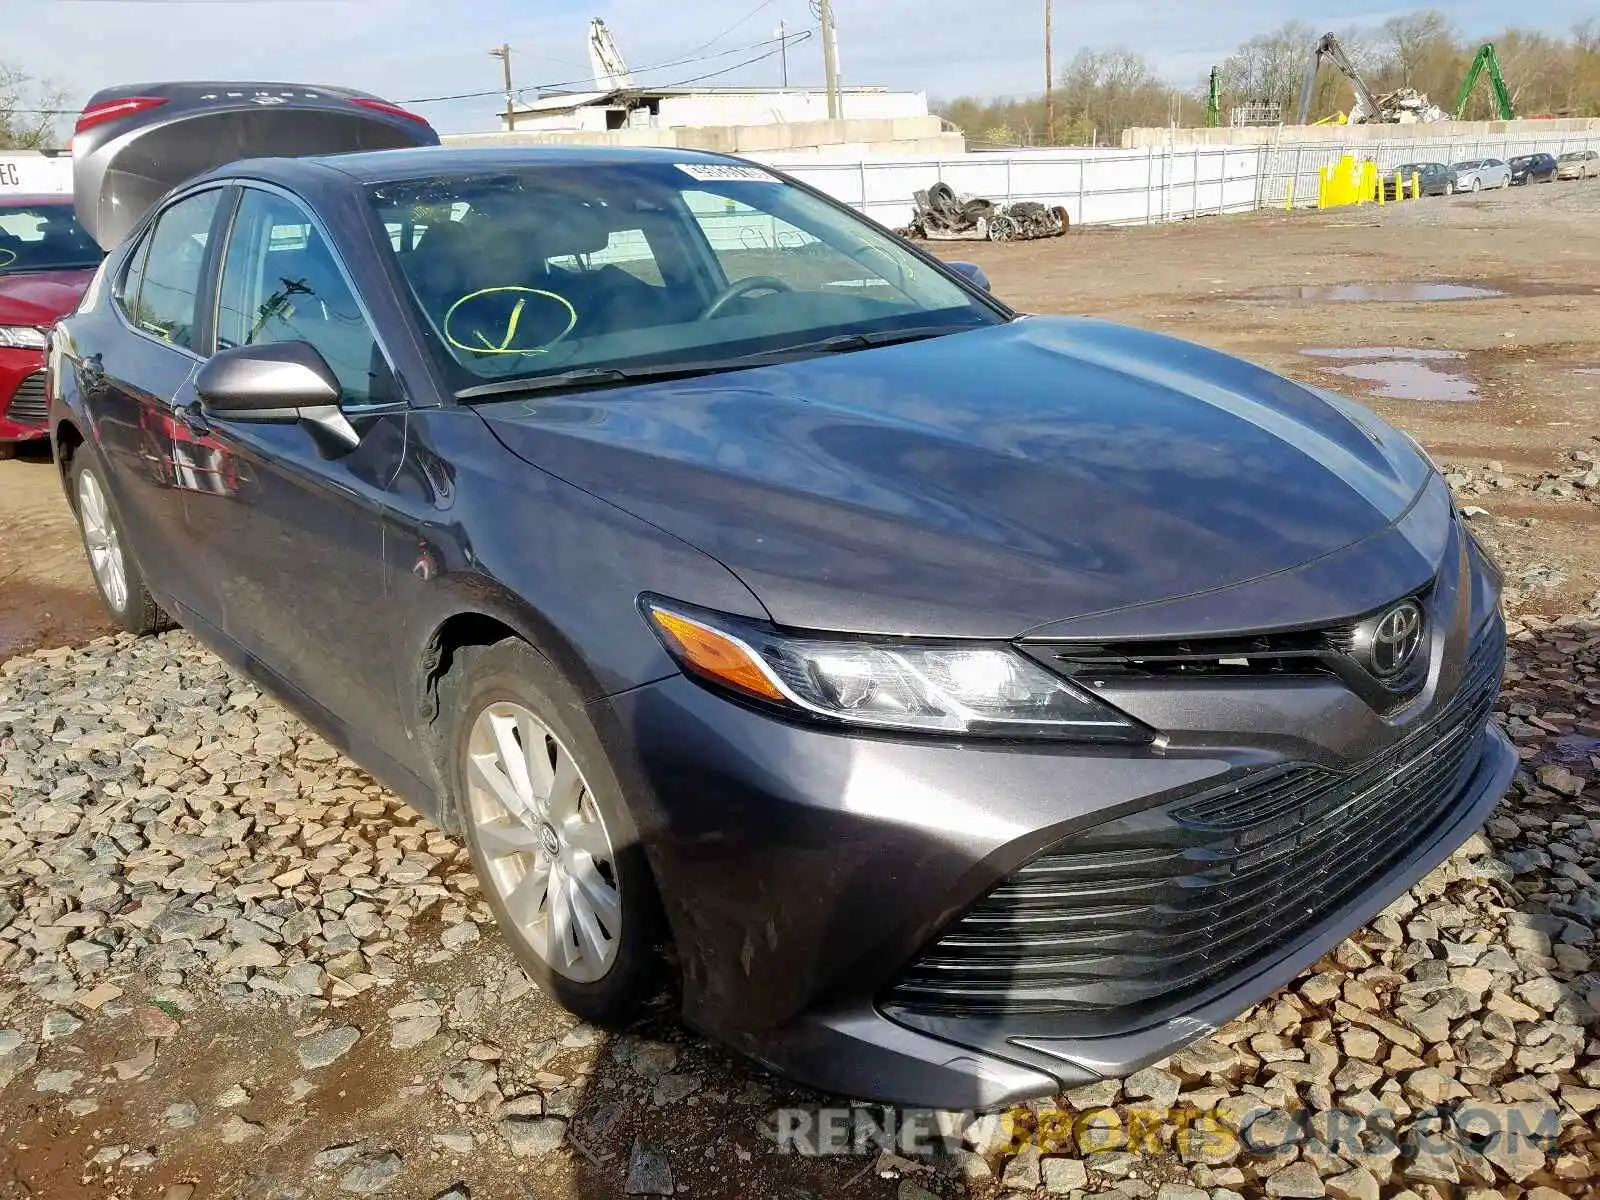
[2,179,1599,1200]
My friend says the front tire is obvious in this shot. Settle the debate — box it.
[69,454,165,636]
[442,637,663,1024]
[1470,178,1482,193]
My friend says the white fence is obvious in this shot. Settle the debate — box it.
[756,127,1600,231]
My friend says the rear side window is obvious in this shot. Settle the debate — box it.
[120,189,224,352]
[215,189,386,407]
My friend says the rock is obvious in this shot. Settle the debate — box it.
[66,1097,100,1117]
[315,1143,366,1168]
[338,1152,402,1195]
[139,1003,181,1039]
[389,1013,442,1050]
[652,1072,702,1106]
[1042,1155,1088,1194]
[440,922,479,949]
[1002,1145,1041,1190]
[441,1060,499,1104]
[41,1010,82,1041]
[123,1150,157,1169]
[111,1041,157,1081]
[897,1183,940,1200]
[0,1033,39,1088]
[1126,1064,1182,1109]
[164,1101,199,1128]
[1155,1187,1208,1200]
[34,1069,81,1094]
[219,1114,264,1144]
[219,941,283,971]
[1264,1162,1326,1197]
[298,1026,361,1070]
[216,1083,250,1108]
[625,1138,674,1196]
[499,1116,567,1158]
[432,1128,475,1154]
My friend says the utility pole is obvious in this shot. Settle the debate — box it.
[1044,0,1054,144]
[489,44,515,132]
[777,20,789,88]
[819,0,840,119]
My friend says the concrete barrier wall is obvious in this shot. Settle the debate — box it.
[754,126,1600,230]
[1123,117,1600,148]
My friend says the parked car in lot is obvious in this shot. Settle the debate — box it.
[1508,153,1559,185]
[1382,162,1454,199]
[1450,158,1513,192]
[1557,149,1599,180]
[49,82,1517,1109]
[0,194,100,454]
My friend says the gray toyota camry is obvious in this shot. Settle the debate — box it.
[47,83,1515,1109]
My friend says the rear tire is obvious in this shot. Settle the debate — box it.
[441,637,664,1025]
[69,454,166,636]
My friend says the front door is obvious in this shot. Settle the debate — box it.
[182,185,411,754]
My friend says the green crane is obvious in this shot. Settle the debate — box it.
[1456,44,1515,121]
[1206,66,1221,128]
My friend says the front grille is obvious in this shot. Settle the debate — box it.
[4,373,47,428]
[1023,625,1355,681]
[886,619,1505,1020]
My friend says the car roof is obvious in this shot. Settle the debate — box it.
[275,143,753,185]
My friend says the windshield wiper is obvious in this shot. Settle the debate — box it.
[453,323,982,403]
[455,362,754,402]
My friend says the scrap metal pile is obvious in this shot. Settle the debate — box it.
[902,183,1070,242]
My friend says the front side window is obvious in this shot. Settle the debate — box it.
[368,162,1000,389]
[0,202,101,275]
[122,189,223,351]
[216,189,385,406]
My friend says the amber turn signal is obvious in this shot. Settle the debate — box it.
[646,606,787,702]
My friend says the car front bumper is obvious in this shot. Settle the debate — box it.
[599,527,1513,1109]
[0,347,49,443]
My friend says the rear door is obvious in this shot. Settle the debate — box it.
[84,185,232,616]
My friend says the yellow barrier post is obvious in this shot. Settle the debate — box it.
[1412,171,1421,200]
[1285,179,1295,211]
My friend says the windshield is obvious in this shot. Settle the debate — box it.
[0,201,102,274]
[367,162,1002,391]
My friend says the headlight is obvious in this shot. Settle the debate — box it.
[0,325,48,350]
[643,599,1148,742]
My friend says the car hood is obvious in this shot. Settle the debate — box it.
[479,316,1434,638]
[0,269,93,327]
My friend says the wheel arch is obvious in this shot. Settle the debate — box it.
[53,417,86,507]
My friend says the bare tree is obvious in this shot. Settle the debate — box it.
[1381,11,1455,86]
[0,63,67,150]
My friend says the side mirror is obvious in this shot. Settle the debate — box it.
[194,341,360,455]
[946,261,991,292]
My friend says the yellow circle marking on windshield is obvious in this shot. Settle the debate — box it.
[0,248,16,269]
[443,286,577,355]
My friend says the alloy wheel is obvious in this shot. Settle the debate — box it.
[77,469,128,613]
[464,701,622,983]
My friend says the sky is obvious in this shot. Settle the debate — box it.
[12,0,1597,135]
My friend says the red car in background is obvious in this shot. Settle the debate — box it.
[0,194,101,455]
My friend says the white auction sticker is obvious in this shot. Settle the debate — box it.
[676,162,776,183]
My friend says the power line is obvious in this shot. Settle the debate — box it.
[404,32,804,105]
[675,0,781,61]
[652,39,806,90]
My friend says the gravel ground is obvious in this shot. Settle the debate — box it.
[1,552,1596,1200]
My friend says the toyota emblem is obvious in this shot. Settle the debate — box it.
[1365,600,1425,679]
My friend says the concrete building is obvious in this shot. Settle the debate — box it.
[451,85,964,158]
[503,84,930,134]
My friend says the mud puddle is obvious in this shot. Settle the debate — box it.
[1235,282,1504,303]
[1549,734,1600,766]
[1234,280,1598,305]
[1302,347,1479,403]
